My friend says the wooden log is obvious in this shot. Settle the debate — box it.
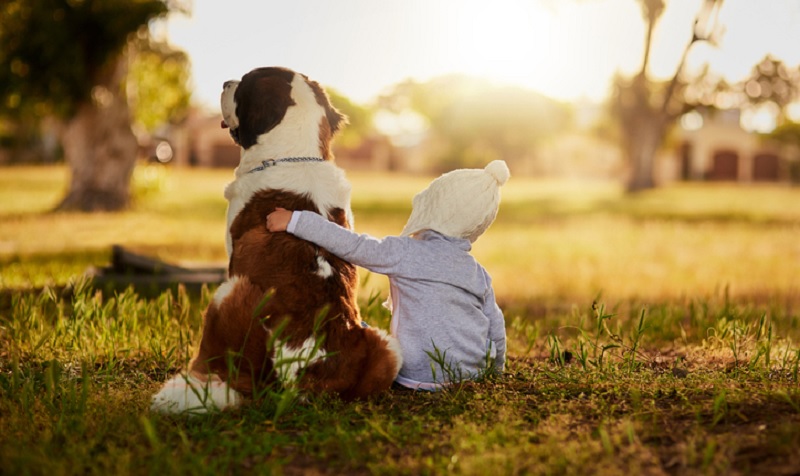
[87,245,227,295]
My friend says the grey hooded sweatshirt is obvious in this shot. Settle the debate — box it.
[286,210,506,390]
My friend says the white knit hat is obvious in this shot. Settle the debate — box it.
[401,160,510,243]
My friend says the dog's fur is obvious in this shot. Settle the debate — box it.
[151,67,402,414]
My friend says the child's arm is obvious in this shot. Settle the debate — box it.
[266,208,408,274]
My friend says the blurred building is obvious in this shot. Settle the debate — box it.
[657,108,790,184]
[41,103,793,185]
[172,108,239,168]
[170,109,399,170]
[333,135,400,171]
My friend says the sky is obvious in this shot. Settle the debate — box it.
[163,0,800,110]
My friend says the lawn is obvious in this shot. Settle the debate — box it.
[1,164,800,474]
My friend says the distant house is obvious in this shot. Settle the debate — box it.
[334,135,399,171]
[173,106,793,184]
[170,109,240,168]
[172,110,401,171]
[658,108,788,184]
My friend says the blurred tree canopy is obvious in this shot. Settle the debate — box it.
[128,31,192,132]
[742,56,800,125]
[327,89,375,148]
[0,0,182,211]
[0,0,169,119]
[379,75,571,171]
[745,56,800,180]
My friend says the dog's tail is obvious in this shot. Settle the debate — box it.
[345,326,403,400]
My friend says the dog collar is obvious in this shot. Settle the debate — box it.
[247,157,325,174]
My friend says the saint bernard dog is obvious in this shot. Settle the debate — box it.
[151,67,402,414]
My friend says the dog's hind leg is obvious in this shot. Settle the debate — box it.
[150,371,243,415]
[151,276,270,414]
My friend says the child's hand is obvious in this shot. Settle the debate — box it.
[266,208,293,233]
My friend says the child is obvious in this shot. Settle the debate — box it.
[266,160,509,390]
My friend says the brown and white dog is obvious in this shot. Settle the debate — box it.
[151,67,402,414]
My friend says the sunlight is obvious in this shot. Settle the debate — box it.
[440,0,639,101]
[787,102,800,122]
[680,110,704,131]
[164,0,646,105]
[373,109,429,147]
[740,103,779,133]
[448,2,555,87]
[164,0,800,107]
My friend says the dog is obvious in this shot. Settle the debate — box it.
[151,67,402,414]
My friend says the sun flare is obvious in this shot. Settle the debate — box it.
[166,0,800,107]
[410,0,644,102]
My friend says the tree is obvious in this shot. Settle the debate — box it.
[741,56,800,182]
[379,75,571,172]
[0,0,176,211]
[128,31,192,134]
[741,56,800,125]
[326,89,375,148]
[611,0,724,192]
[436,84,571,171]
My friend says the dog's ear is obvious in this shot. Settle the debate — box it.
[305,77,348,136]
[326,103,348,136]
[235,74,295,149]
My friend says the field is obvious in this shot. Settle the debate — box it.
[1,164,800,475]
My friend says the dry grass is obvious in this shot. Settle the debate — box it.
[3,165,800,304]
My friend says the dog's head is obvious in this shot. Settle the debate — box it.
[220,67,346,157]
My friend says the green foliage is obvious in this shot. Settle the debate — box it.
[768,120,800,155]
[0,0,169,119]
[326,88,374,148]
[438,84,572,169]
[379,75,571,170]
[128,32,192,131]
[2,283,800,474]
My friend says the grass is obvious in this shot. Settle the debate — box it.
[1,164,800,474]
[3,165,800,302]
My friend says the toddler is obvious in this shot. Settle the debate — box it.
[267,160,510,390]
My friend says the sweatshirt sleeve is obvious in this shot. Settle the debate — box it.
[286,210,408,275]
[484,278,506,372]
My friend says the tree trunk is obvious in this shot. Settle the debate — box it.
[57,57,138,212]
[616,0,715,194]
[625,120,662,192]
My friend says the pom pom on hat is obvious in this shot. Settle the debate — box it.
[400,160,510,243]
[485,160,510,186]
